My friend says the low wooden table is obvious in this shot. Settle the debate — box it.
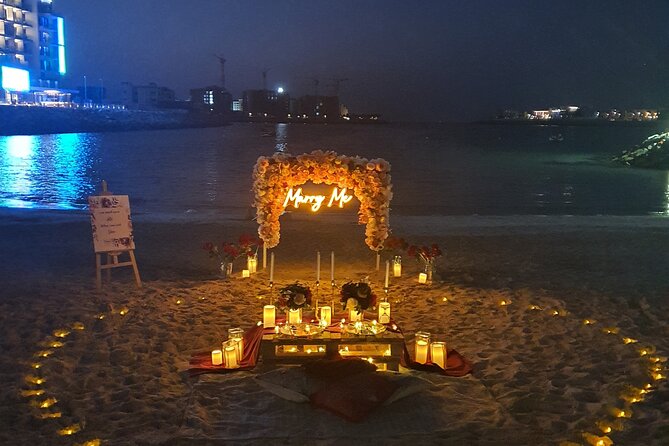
[259,328,405,371]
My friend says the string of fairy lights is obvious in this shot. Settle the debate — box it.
[20,279,666,445]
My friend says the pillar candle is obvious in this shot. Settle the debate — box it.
[415,340,429,364]
[378,302,391,324]
[242,269,250,278]
[269,252,275,282]
[247,256,257,273]
[288,308,302,324]
[384,260,390,288]
[418,273,427,284]
[228,328,244,361]
[224,345,238,368]
[263,305,276,328]
[320,305,332,326]
[330,251,335,282]
[349,308,361,322]
[430,341,447,369]
[376,252,380,270]
[316,251,321,282]
[393,261,402,277]
[211,349,223,366]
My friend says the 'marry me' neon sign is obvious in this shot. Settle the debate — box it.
[283,187,353,212]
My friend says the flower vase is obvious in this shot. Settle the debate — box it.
[424,260,434,284]
[392,255,402,277]
[220,262,233,278]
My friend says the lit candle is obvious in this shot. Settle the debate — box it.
[228,327,244,361]
[211,349,223,366]
[288,308,301,324]
[418,273,427,284]
[269,252,275,282]
[247,256,257,273]
[376,252,380,270]
[320,305,332,326]
[393,261,402,277]
[263,305,276,328]
[330,251,335,282]
[224,345,238,368]
[349,308,361,322]
[378,302,391,324]
[384,260,390,288]
[415,340,429,364]
[242,269,250,278]
[262,245,267,269]
[430,341,447,368]
[316,251,321,282]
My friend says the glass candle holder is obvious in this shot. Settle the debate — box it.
[392,256,402,277]
[349,308,362,322]
[263,305,276,328]
[320,305,332,326]
[378,301,391,324]
[430,341,447,368]
[415,331,431,364]
[228,327,244,361]
[224,342,238,368]
[288,308,302,324]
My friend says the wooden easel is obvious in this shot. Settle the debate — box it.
[94,180,142,290]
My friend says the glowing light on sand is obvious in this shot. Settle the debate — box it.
[53,329,70,338]
[96,313,105,320]
[583,319,595,325]
[622,337,638,344]
[25,375,46,385]
[38,412,62,419]
[21,389,45,397]
[582,432,613,446]
[176,299,182,304]
[651,372,665,380]
[71,322,85,330]
[442,297,449,302]
[38,397,57,409]
[57,424,81,436]
[35,350,53,358]
[49,341,64,348]
[602,327,619,335]
[119,308,129,316]
[499,300,510,306]
[596,421,612,434]
[31,363,42,369]
[77,440,102,446]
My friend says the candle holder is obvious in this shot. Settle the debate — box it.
[415,331,431,364]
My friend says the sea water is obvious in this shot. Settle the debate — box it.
[0,122,668,218]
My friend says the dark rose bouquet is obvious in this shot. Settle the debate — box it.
[407,243,442,263]
[237,233,262,258]
[340,281,377,314]
[277,282,313,310]
[383,235,408,256]
[202,241,242,263]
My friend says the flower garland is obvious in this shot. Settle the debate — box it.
[252,150,392,250]
[277,282,313,310]
[340,281,378,314]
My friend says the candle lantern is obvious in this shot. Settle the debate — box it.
[242,269,250,278]
[247,255,257,273]
[263,305,276,328]
[211,349,223,366]
[224,344,239,368]
[393,256,402,277]
[288,308,302,324]
[378,302,391,324]
[349,308,362,322]
[415,331,431,364]
[430,341,447,368]
[320,305,332,326]
[418,273,428,284]
[228,327,244,361]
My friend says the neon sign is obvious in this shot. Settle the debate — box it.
[283,187,353,212]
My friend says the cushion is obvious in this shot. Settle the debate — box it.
[309,371,399,422]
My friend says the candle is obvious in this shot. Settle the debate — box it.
[415,340,429,364]
[269,252,275,282]
[316,251,321,282]
[228,327,244,361]
[330,251,335,282]
[376,252,380,270]
[418,273,427,284]
[242,269,250,278]
[224,345,238,368]
[288,308,302,324]
[378,302,391,324]
[262,245,267,269]
[211,349,223,366]
[384,260,390,288]
[247,256,257,273]
[320,305,332,326]
[430,341,447,368]
[263,305,276,328]
[349,308,361,322]
[393,261,402,277]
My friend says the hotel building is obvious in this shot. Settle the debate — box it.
[0,0,68,104]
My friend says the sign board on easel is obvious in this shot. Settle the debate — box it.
[88,181,142,290]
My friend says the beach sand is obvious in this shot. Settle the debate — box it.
[1,211,668,445]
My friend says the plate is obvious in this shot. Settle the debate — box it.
[344,321,387,336]
[278,323,326,337]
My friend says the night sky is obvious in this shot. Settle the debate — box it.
[57,0,669,121]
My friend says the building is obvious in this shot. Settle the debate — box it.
[0,0,70,105]
[120,81,175,109]
[242,88,289,120]
[190,85,232,114]
[293,95,340,120]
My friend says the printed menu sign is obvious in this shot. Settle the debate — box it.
[88,195,135,253]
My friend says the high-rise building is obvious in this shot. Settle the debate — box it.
[0,0,68,104]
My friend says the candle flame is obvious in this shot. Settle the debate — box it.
[583,319,594,325]
[622,337,638,344]
[31,363,42,369]
[38,397,57,408]
[21,389,45,397]
[49,341,64,348]
[24,375,46,385]
[38,411,62,419]
[57,424,81,436]
[96,313,105,320]
[119,307,129,316]
[77,440,102,446]
[71,322,85,330]
[35,350,53,358]
[53,329,70,338]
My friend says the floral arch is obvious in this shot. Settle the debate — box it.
[253,150,392,251]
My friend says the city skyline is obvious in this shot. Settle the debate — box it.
[55,0,669,121]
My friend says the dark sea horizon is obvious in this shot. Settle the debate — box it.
[1,121,668,219]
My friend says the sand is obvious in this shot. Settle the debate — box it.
[1,210,668,445]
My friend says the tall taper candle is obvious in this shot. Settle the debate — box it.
[263,244,267,269]
[376,252,380,270]
[330,251,335,282]
[269,252,275,282]
[384,260,390,289]
[316,251,321,282]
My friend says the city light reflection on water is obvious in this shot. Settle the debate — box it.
[0,133,96,210]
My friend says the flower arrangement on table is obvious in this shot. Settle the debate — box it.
[202,241,241,264]
[252,150,392,251]
[277,282,313,310]
[407,243,443,264]
[340,281,378,315]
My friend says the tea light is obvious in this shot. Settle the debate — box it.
[263,305,276,328]
[320,305,332,326]
[349,308,362,322]
[430,341,447,368]
[378,302,391,324]
[415,331,431,364]
[211,349,223,366]
[288,308,302,324]
[393,261,401,277]
[224,345,238,368]
[228,327,244,361]
[242,269,250,278]
[418,273,427,284]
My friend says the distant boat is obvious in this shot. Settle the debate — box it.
[549,133,564,142]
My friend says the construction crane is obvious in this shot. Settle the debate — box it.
[213,54,226,89]
[262,67,271,91]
